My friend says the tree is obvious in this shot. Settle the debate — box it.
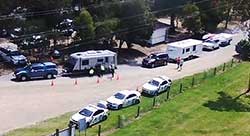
[233,0,250,22]
[236,38,250,60]
[154,0,188,32]
[116,0,154,48]
[194,0,225,32]
[182,4,202,34]
[75,10,95,40]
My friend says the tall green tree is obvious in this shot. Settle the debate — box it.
[116,0,154,48]
[194,0,225,32]
[182,4,202,34]
[154,0,188,31]
[75,10,95,40]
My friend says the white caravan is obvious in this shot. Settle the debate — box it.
[64,50,117,73]
[166,39,203,61]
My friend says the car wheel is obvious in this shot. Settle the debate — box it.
[134,99,140,104]
[154,91,158,96]
[46,73,53,79]
[151,64,155,68]
[89,69,95,76]
[163,61,167,66]
[86,122,90,128]
[20,75,28,81]
[118,104,122,109]
[102,115,108,121]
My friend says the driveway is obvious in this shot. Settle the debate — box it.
[0,31,247,134]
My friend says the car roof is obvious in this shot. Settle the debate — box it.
[43,62,56,66]
[84,105,99,112]
[117,90,136,96]
[151,52,167,56]
[31,62,56,67]
[152,77,164,83]
[152,76,171,83]
[31,63,44,67]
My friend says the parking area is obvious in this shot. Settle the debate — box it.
[0,31,247,134]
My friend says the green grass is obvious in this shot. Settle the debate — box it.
[110,62,250,136]
[5,60,243,136]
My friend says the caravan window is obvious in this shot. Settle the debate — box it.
[182,49,185,54]
[186,48,190,52]
[193,45,197,51]
[105,57,109,63]
[97,58,104,63]
[82,60,89,65]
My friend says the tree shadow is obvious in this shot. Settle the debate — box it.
[203,91,250,112]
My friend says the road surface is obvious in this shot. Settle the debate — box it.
[0,31,247,134]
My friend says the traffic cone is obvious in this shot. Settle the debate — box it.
[97,77,100,84]
[74,79,78,85]
[51,80,54,86]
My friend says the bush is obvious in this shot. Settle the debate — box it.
[236,38,250,60]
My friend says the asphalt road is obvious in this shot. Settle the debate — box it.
[0,31,247,134]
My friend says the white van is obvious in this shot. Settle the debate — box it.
[64,50,117,74]
[166,39,203,61]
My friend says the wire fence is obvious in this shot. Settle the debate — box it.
[50,58,241,136]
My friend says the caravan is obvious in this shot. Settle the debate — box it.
[64,50,117,75]
[166,39,203,61]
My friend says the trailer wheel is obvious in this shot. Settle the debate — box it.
[89,69,95,76]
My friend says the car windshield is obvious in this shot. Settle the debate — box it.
[114,93,125,100]
[79,108,93,117]
[148,80,160,87]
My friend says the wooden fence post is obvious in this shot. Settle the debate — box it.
[55,129,59,136]
[213,67,217,76]
[223,63,226,71]
[179,83,183,93]
[136,106,140,118]
[98,125,101,136]
[191,76,195,87]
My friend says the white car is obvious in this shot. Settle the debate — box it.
[202,39,220,50]
[142,76,172,96]
[107,90,141,110]
[70,104,109,128]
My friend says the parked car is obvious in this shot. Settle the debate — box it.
[142,76,172,96]
[107,90,141,110]
[202,39,220,50]
[13,62,58,81]
[215,33,233,47]
[142,53,169,68]
[70,104,109,128]
[0,44,27,66]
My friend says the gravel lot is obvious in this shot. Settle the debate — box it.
[0,31,247,134]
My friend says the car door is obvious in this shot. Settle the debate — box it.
[91,110,103,125]
[159,81,168,93]
[30,66,45,78]
[124,94,137,107]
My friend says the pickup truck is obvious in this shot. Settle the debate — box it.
[14,62,58,81]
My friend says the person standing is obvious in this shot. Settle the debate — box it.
[178,58,184,71]
[110,64,115,78]
[176,57,181,70]
[100,64,105,77]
